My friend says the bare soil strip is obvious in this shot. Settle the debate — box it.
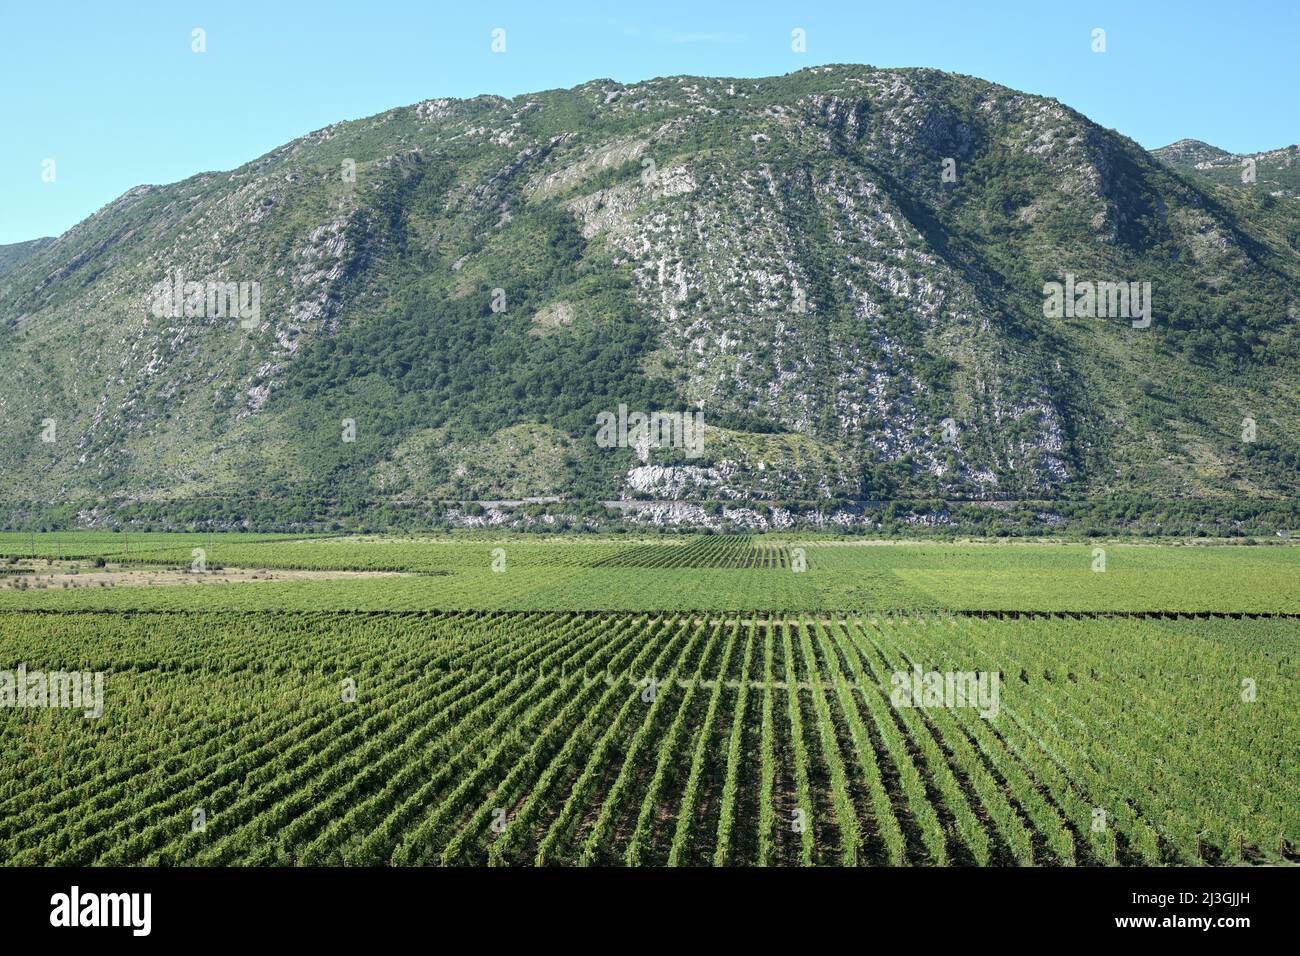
[0,559,412,590]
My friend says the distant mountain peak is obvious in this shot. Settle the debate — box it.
[1154,138,1300,195]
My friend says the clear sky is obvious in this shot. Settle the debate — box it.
[2,0,1296,244]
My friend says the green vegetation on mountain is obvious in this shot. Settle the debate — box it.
[0,237,54,279]
[1155,138,1300,197]
[2,65,1298,530]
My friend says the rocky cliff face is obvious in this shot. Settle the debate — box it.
[2,65,1298,520]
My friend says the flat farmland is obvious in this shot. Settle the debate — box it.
[1,533,1298,613]
[0,534,1296,866]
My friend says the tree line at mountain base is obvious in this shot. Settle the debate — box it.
[4,495,1298,541]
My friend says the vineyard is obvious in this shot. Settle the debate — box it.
[1,601,1296,866]
[588,536,795,569]
[3,533,1300,614]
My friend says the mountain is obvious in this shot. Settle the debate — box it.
[1152,138,1234,168]
[3,65,1299,527]
[0,237,54,279]
[1154,138,1300,197]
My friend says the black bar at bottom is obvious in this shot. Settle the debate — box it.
[0,865,1289,942]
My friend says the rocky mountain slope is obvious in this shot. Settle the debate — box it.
[0,237,54,279]
[2,65,1299,524]
[1155,138,1300,197]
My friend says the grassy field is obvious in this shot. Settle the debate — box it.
[0,533,1296,866]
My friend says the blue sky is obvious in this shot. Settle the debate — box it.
[2,0,1296,244]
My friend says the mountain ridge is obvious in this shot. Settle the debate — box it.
[1153,138,1300,197]
[2,64,1298,529]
